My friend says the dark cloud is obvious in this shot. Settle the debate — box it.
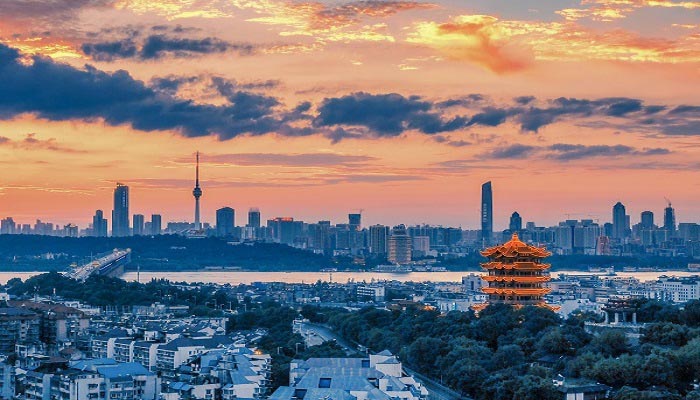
[432,136,471,147]
[467,107,509,127]
[1,42,699,143]
[670,105,700,114]
[82,35,256,61]
[0,44,292,139]
[82,40,138,61]
[150,75,200,94]
[603,98,643,116]
[514,96,535,105]
[313,92,468,136]
[644,105,666,114]
[481,143,671,161]
[435,94,485,108]
[547,144,670,160]
[489,144,537,159]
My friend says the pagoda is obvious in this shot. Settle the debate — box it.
[475,233,557,310]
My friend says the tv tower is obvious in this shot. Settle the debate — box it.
[193,152,202,230]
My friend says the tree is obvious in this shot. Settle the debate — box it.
[406,337,447,371]
[586,330,629,357]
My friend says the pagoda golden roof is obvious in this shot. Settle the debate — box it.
[480,233,551,259]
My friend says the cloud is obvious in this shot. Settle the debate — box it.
[189,152,377,167]
[0,44,291,139]
[0,133,85,153]
[547,144,670,160]
[489,144,537,159]
[408,13,700,72]
[313,92,468,136]
[432,136,471,147]
[232,0,435,43]
[112,0,234,20]
[0,0,113,19]
[82,35,256,61]
[556,1,700,22]
[481,143,672,161]
[407,15,530,74]
[1,43,699,142]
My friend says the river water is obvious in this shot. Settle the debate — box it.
[1,270,696,285]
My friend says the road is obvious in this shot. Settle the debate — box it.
[300,322,470,400]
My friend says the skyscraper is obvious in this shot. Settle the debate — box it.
[248,208,261,228]
[92,210,108,237]
[663,201,676,234]
[192,152,203,230]
[509,212,522,232]
[388,224,412,264]
[348,213,361,230]
[369,224,389,256]
[216,207,235,237]
[133,214,145,236]
[151,214,162,235]
[112,183,129,237]
[481,181,493,246]
[640,211,654,229]
[612,201,628,239]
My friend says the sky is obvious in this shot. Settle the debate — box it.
[0,0,698,230]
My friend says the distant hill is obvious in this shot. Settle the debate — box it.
[0,234,331,271]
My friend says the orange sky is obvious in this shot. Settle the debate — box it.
[0,0,698,229]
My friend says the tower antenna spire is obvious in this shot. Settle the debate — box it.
[196,151,200,188]
[192,151,203,230]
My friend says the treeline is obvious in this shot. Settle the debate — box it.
[4,272,232,316]
[301,302,700,400]
[0,235,330,271]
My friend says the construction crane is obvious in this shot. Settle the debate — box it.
[664,197,672,207]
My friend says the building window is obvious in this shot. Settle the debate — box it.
[318,378,331,388]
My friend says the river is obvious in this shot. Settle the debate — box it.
[1,270,696,285]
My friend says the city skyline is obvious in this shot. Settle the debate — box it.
[0,177,696,235]
[0,1,698,227]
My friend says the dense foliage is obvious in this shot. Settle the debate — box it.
[0,234,330,271]
[4,272,234,316]
[301,302,700,400]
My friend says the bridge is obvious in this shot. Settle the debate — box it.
[65,249,132,281]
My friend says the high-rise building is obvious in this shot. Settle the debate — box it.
[216,207,235,237]
[92,210,108,237]
[133,214,145,236]
[268,217,296,245]
[369,225,389,256]
[664,201,676,234]
[509,212,522,232]
[192,152,203,230]
[481,181,493,246]
[388,224,412,264]
[248,208,261,228]
[612,201,628,239]
[641,211,654,229]
[64,224,79,237]
[1,217,16,234]
[112,183,129,237]
[151,214,162,235]
[348,213,361,230]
